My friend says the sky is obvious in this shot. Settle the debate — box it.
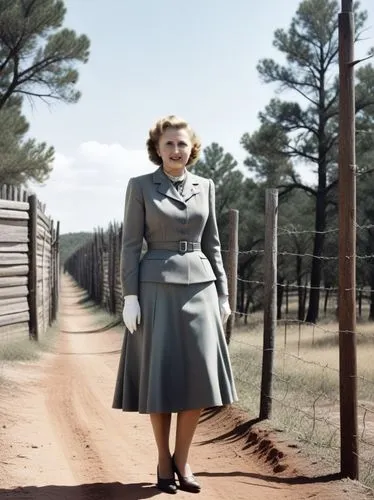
[26,0,374,233]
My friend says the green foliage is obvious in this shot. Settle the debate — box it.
[250,0,373,186]
[192,142,242,216]
[0,0,90,107]
[0,0,90,186]
[191,142,260,249]
[0,98,54,184]
[59,232,93,265]
[242,0,374,322]
[241,123,294,187]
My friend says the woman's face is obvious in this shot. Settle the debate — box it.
[157,127,192,173]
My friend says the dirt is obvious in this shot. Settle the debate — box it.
[0,275,372,499]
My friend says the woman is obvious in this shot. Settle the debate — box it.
[112,115,237,494]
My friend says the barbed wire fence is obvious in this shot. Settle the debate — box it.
[223,190,374,490]
[63,186,374,489]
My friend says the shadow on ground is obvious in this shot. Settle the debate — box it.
[196,471,342,485]
[0,472,344,500]
[0,482,161,500]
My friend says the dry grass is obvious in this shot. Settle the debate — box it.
[230,307,374,489]
[0,323,60,367]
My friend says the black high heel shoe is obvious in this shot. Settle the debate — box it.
[172,455,201,493]
[156,466,177,494]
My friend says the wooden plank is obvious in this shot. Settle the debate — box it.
[0,299,29,316]
[37,265,51,272]
[37,209,51,228]
[37,237,51,246]
[37,223,51,236]
[0,253,28,265]
[37,252,51,259]
[0,285,28,299]
[37,254,51,262]
[0,265,29,277]
[38,234,51,244]
[0,242,28,253]
[36,249,51,258]
[0,226,28,243]
[0,200,29,211]
[0,311,29,327]
[37,260,51,267]
[0,276,28,288]
[0,297,27,306]
[0,219,28,227]
[0,209,28,220]
[37,261,51,268]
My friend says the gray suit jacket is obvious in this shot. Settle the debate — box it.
[120,166,228,297]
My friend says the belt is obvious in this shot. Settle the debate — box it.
[148,241,201,253]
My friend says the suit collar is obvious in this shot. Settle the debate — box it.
[152,167,200,203]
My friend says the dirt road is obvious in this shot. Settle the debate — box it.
[0,275,371,499]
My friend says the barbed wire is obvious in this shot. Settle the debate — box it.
[277,227,340,236]
[277,222,374,236]
[236,275,374,297]
[236,277,336,291]
[221,249,264,255]
[234,368,374,449]
[223,247,374,261]
[232,336,341,374]
[280,318,374,341]
[232,310,374,397]
[231,332,374,482]
[236,276,374,294]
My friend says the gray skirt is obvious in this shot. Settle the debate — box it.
[112,281,238,414]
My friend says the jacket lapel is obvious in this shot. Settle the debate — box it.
[153,167,182,203]
[152,167,200,204]
[183,172,200,202]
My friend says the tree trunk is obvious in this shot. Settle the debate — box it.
[369,271,374,320]
[306,191,326,323]
[244,289,251,324]
[277,277,284,320]
[302,280,308,320]
[239,273,245,319]
[358,288,362,318]
[296,252,304,320]
[324,285,330,316]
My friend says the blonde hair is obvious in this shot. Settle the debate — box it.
[146,115,201,166]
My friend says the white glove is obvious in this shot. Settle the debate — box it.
[122,295,141,334]
[219,296,231,325]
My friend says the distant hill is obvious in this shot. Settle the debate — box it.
[59,232,93,264]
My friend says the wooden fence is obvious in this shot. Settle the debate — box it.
[64,223,124,315]
[0,184,60,342]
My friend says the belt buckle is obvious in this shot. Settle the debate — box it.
[179,240,188,253]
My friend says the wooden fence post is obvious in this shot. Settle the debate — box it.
[28,194,38,340]
[338,0,358,479]
[56,221,60,315]
[260,189,278,420]
[225,209,239,345]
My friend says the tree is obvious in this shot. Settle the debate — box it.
[242,0,374,322]
[241,125,316,320]
[191,143,263,321]
[59,231,93,265]
[0,0,90,108]
[191,142,244,243]
[241,123,294,187]
[0,0,90,185]
[0,98,54,184]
